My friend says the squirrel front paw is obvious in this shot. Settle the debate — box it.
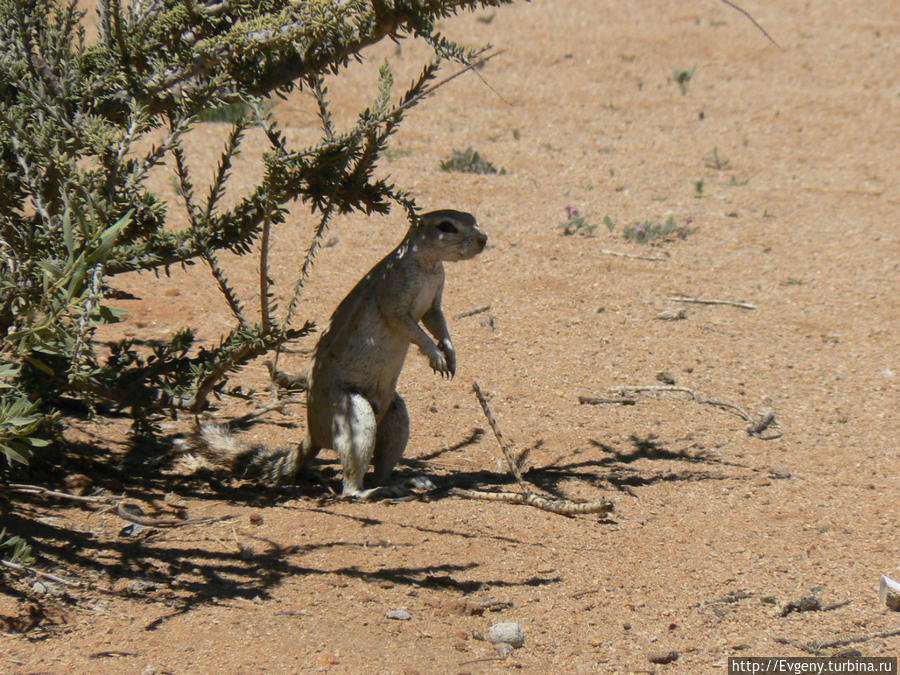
[428,344,453,379]
[438,339,456,377]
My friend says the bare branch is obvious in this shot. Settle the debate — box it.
[667,296,756,310]
[466,381,615,516]
[717,0,780,47]
[592,385,782,440]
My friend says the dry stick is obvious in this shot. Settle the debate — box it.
[717,0,780,47]
[0,560,82,588]
[577,395,636,406]
[472,381,526,487]
[611,385,753,420]
[230,399,289,427]
[454,382,614,516]
[7,483,112,503]
[811,628,900,651]
[258,205,272,334]
[7,483,232,529]
[667,296,756,310]
[600,249,668,262]
[775,630,900,656]
[116,501,233,529]
[589,385,781,440]
[458,657,506,667]
[455,305,491,320]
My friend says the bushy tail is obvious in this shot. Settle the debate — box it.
[187,424,304,483]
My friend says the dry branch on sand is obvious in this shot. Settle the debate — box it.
[449,382,614,516]
[6,483,231,529]
[580,385,780,439]
[667,296,757,310]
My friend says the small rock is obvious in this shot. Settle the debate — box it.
[781,596,821,616]
[494,643,514,657]
[386,609,411,621]
[657,309,687,321]
[130,579,156,595]
[648,649,680,664]
[249,513,263,526]
[880,575,900,611]
[315,652,340,667]
[163,492,187,509]
[488,622,525,648]
[31,581,47,596]
[118,523,147,538]
[656,372,676,385]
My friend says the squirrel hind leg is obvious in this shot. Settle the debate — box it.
[372,394,410,486]
[332,393,378,497]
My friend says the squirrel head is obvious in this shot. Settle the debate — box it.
[411,209,487,263]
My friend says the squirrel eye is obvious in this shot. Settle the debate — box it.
[437,221,458,234]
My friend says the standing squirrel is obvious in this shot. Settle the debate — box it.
[191,209,487,499]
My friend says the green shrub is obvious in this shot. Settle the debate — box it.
[0,0,516,457]
[441,147,505,174]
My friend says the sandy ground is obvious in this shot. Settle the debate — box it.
[3,0,899,672]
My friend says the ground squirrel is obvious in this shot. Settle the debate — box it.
[192,209,487,499]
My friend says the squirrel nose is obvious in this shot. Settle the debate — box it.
[475,233,487,250]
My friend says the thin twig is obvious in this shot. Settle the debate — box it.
[205,252,247,325]
[472,381,527,489]
[594,385,781,440]
[747,410,778,438]
[458,657,506,667]
[8,483,233,529]
[811,628,900,651]
[578,396,637,406]
[392,50,504,119]
[0,560,82,588]
[717,0,780,47]
[667,296,756,310]
[230,399,289,427]
[455,305,491,319]
[116,501,233,529]
[8,483,114,503]
[259,206,272,334]
[776,629,900,656]
[466,382,614,516]
[601,249,668,262]
[449,487,614,515]
[615,384,746,412]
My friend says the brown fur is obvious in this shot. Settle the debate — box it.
[191,210,487,498]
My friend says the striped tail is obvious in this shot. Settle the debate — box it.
[189,424,304,483]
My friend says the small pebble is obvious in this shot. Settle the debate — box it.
[781,595,820,616]
[386,609,411,621]
[657,309,687,321]
[488,622,525,648]
[880,575,900,611]
[648,649,680,664]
